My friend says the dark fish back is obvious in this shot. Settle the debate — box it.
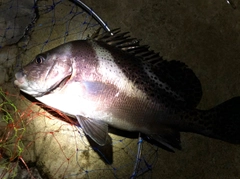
[93,28,202,109]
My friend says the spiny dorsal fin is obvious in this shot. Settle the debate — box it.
[91,28,202,107]
[90,28,163,64]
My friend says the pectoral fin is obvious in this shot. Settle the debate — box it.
[86,134,113,164]
[76,115,109,146]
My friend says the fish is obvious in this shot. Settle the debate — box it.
[14,28,240,152]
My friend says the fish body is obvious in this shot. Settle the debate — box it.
[14,29,240,150]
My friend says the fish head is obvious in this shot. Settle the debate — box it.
[14,45,73,97]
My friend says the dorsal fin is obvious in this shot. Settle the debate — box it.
[151,60,202,108]
[91,28,202,107]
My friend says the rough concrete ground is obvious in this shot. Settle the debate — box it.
[1,0,240,178]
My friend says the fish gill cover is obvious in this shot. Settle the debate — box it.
[0,0,158,178]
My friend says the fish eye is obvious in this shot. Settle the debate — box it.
[35,56,44,64]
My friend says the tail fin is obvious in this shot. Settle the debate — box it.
[181,97,240,144]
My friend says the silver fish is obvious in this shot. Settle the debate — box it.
[14,29,240,151]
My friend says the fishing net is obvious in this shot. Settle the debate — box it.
[0,0,159,178]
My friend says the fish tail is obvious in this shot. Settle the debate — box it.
[180,97,240,144]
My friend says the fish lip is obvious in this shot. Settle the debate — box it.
[14,79,22,86]
[14,73,43,97]
[14,72,26,86]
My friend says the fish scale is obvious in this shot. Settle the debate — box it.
[14,28,240,157]
[94,31,202,108]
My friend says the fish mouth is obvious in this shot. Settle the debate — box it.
[14,71,42,97]
[14,70,71,97]
[14,71,27,87]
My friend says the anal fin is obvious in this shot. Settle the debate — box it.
[146,127,181,152]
